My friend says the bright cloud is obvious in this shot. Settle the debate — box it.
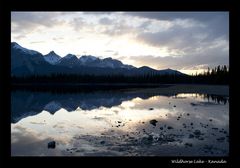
[11,12,229,74]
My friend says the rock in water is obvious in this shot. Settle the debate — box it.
[100,141,105,144]
[149,119,158,126]
[147,135,153,141]
[48,141,56,149]
[189,134,194,138]
[149,108,154,110]
[185,143,193,147]
[216,137,225,142]
[142,135,154,144]
[190,103,197,106]
[193,130,201,136]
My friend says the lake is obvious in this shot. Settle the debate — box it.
[11,85,229,156]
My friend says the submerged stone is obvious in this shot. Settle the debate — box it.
[149,119,158,126]
[190,103,197,106]
[147,135,153,141]
[48,141,56,149]
[189,134,194,138]
[141,135,154,144]
[185,143,193,147]
[193,130,201,136]
[100,141,105,144]
[217,137,225,142]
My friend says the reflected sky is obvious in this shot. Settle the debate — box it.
[11,91,229,156]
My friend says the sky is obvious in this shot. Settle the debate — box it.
[11,12,229,75]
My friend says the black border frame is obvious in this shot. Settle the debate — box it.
[0,0,239,167]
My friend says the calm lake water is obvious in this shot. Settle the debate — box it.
[11,88,229,156]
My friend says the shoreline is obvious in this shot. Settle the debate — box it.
[130,84,229,96]
[11,83,229,96]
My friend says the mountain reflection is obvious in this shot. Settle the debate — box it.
[11,90,159,123]
[11,90,228,124]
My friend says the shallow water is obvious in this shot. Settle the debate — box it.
[11,89,229,156]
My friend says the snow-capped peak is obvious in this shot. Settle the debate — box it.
[11,42,40,55]
[58,54,79,67]
[79,55,98,63]
[48,51,57,55]
[64,54,77,59]
[44,51,61,65]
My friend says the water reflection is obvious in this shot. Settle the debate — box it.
[172,93,229,104]
[11,91,229,123]
[11,89,229,156]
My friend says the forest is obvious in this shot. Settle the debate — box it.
[11,65,229,85]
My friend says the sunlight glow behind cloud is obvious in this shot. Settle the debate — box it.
[11,12,229,74]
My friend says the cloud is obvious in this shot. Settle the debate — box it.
[92,12,229,60]
[30,41,45,44]
[137,25,193,49]
[11,12,229,72]
[52,37,64,41]
[132,13,229,59]
[126,12,228,22]
[104,50,119,56]
[127,44,228,70]
[99,17,113,25]
[124,12,228,42]
[101,23,134,36]
[11,12,66,38]
[12,12,60,30]
[82,12,114,15]
[12,34,27,40]
[12,12,51,27]
[104,50,115,52]
[71,17,87,31]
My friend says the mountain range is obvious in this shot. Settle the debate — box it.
[11,42,186,77]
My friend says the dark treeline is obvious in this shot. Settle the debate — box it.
[203,94,229,104]
[11,65,229,85]
[12,73,190,84]
[192,65,229,85]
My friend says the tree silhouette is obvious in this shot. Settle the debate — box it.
[11,65,229,85]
